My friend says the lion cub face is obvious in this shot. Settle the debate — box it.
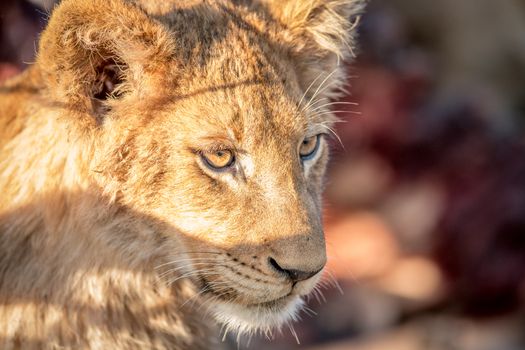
[151,76,329,333]
[38,0,364,335]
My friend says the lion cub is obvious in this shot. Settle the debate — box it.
[0,0,364,348]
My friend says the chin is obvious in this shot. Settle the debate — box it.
[209,294,305,337]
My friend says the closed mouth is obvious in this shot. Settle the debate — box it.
[198,275,294,309]
[246,293,293,309]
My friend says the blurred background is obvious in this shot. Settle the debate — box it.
[1,0,524,349]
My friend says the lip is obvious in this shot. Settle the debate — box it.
[202,286,293,309]
[246,293,293,309]
[198,274,295,307]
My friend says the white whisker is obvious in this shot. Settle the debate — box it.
[309,101,359,113]
[317,123,345,150]
[297,69,327,111]
[303,68,339,112]
[324,269,344,295]
[288,323,300,345]
[155,257,221,269]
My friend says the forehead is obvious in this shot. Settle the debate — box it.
[158,3,322,145]
[167,76,308,151]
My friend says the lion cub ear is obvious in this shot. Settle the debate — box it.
[263,0,366,100]
[37,0,173,120]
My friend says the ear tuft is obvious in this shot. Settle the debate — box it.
[263,0,366,101]
[278,0,366,59]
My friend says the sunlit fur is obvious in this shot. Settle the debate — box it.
[0,0,364,348]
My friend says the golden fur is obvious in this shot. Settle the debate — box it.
[0,0,364,348]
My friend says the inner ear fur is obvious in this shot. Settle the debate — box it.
[37,0,173,117]
[262,0,366,101]
[90,58,125,116]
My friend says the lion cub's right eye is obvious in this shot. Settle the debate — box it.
[201,149,235,170]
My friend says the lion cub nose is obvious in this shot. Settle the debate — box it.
[268,257,324,283]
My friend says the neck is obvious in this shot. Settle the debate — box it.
[0,188,214,349]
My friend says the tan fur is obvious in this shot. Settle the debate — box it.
[0,0,364,348]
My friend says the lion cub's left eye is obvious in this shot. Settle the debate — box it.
[201,149,235,170]
[299,135,321,161]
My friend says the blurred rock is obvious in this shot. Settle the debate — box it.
[380,181,445,251]
[303,284,402,341]
[325,212,399,281]
[374,256,445,305]
[327,153,393,207]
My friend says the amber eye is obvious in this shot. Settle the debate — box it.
[299,135,320,160]
[201,149,235,170]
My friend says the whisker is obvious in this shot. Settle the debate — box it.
[309,101,359,113]
[305,96,329,112]
[313,110,362,118]
[302,305,317,317]
[312,285,327,304]
[184,277,242,310]
[288,323,300,345]
[302,68,339,113]
[155,257,222,270]
[317,124,345,150]
[179,285,211,309]
[303,67,354,113]
[222,322,232,342]
[297,69,327,111]
[165,270,223,286]
[157,260,220,272]
[246,332,253,348]
[311,287,321,304]
[164,271,212,286]
[316,279,331,291]
[300,73,336,116]
[324,269,344,295]
[236,327,242,346]
[157,262,226,278]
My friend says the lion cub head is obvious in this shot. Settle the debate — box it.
[36,0,364,336]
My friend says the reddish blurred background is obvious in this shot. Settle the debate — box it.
[1,1,524,349]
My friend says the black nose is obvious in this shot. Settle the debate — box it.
[268,258,323,282]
